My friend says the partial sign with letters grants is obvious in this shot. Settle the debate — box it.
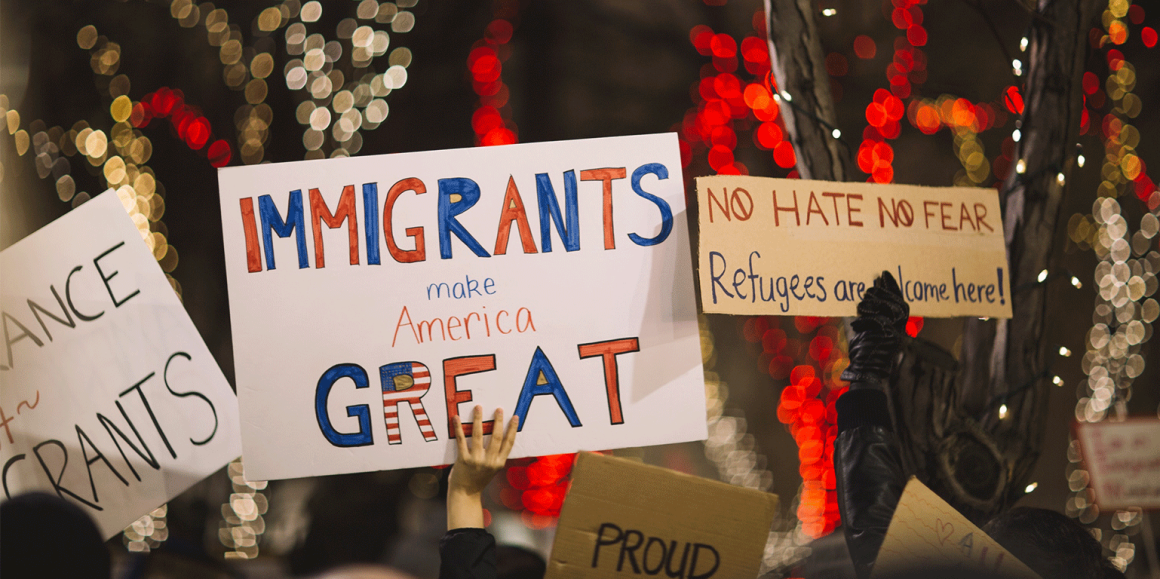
[217,133,706,481]
[696,176,1012,318]
[0,191,242,539]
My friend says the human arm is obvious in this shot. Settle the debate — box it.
[447,405,519,530]
[834,272,909,579]
[438,406,519,579]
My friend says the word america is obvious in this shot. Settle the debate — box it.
[237,164,675,272]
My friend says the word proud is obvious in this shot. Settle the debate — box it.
[237,164,674,272]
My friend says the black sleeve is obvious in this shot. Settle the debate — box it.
[834,388,907,579]
[439,528,496,579]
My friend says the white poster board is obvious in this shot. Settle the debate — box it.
[217,133,706,481]
[0,191,242,539]
[696,176,1012,318]
[1075,418,1160,510]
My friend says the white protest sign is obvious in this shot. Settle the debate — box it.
[1075,418,1160,510]
[0,191,242,539]
[696,176,1012,318]
[217,133,706,481]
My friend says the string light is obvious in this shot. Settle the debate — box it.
[821,8,836,17]
[1013,128,1021,142]
[1016,159,1026,173]
[1020,36,1029,51]
[1053,375,1065,386]
[999,404,1008,419]
[831,128,841,139]
[1038,269,1049,283]
[220,458,269,559]
[1025,482,1038,493]
[1060,346,1072,357]
[1064,4,1157,571]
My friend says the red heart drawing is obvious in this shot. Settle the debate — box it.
[936,518,954,545]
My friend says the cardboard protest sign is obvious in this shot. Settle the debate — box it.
[546,452,778,579]
[696,176,1012,318]
[0,191,242,539]
[217,133,706,481]
[1075,418,1160,510]
[873,478,1039,578]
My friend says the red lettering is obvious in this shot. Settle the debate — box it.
[580,168,625,250]
[310,185,360,268]
[385,178,427,263]
[577,338,640,424]
[240,198,262,272]
[494,176,539,255]
[443,355,496,437]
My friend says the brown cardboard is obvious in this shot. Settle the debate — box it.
[546,452,779,579]
[696,176,1012,318]
[1074,417,1160,510]
[873,478,1040,578]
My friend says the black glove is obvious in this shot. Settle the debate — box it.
[841,271,909,387]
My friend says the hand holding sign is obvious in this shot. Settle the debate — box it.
[218,133,706,480]
[447,405,519,529]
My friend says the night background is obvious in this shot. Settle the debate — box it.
[1,0,1158,576]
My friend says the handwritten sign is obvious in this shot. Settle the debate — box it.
[873,478,1039,578]
[546,452,778,579]
[217,133,706,481]
[0,191,242,539]
[696,176,1012,318]
[1075,418,1160,510]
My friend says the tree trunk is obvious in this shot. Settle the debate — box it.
[764,0,852,182]
[766,0,1098,523]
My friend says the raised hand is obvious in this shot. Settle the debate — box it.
[841,271,910,387]
[446,405,519,529]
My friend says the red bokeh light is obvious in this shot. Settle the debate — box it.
[853,35,877,59]
[1143,27,1158,48]
[1003,86,1025,115]
[710,34,737,58]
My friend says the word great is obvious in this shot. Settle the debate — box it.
[237,164,674,272]
[315,338,640,447]
[593,523,720,579]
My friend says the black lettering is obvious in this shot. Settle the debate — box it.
[65,265,104,321]
[666,542,691,578]
[32,440,100,510]
[163,352,218,445]
[593,523,624,568]
[2,454,25,499]
[97,401,161,482]
[688,544,720,579]
[120,374,177,459]
[619,529,644,573]
[27,287,76,341]
[93,242,141,307]
[2,312,44,370]
[77,425,129,504]
[643,537,668,575]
